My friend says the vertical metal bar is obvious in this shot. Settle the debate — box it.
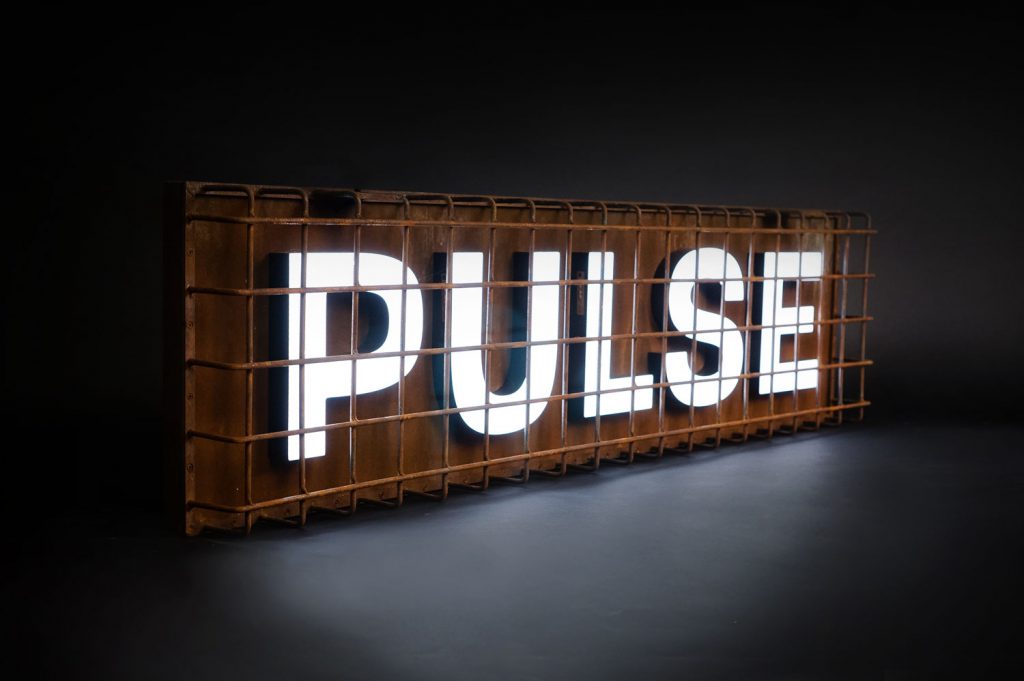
[298,190,310,524]
[244,187,255,533]
[593,206,608,467]
[298,198,309,515]
[627,206,642,463]
[827,214,846,423]
[714,211,730,448]
[836,231,852,425]
[348,207,361,511]
[442,201,454,498]
[557,207,574,474]
[482,198,497,488]
[789,211,805,434]
[181,190,196,534]
[657,207,671,456]
[741,208,756,442]
[688,216,701,451]
[521,219,536,482]
[811,214,830,430]
[857,227,872,420]
[396,197,410,504]
[767,211,784,438]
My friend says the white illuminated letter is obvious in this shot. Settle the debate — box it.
[665,248,745,407]
[286,253,423,461]
[449,252,561,435]
[757,251,823,395]
[583,252,654,417]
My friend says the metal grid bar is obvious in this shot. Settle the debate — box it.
[169,181,874,535]
[187,214,874,235]
[856,228,871,422]
[244,188,255,533]
[741,213,756,442]
[185,316,873,371]
[186,272,872,296]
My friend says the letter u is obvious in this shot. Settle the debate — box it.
[448,252,561,435]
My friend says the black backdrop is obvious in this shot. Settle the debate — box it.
[12,8,1022,510]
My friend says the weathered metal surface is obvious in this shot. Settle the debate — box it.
[164,181,873,536]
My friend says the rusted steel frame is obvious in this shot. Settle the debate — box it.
[180,183,873,534]
[188,400,871,517]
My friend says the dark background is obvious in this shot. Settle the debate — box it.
[9,8,1023,680]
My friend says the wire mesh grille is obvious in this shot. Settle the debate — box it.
[164,181,874,535]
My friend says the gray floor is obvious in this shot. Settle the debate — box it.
[11,421,1023,680]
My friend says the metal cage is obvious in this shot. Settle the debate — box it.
[164,181,873,536]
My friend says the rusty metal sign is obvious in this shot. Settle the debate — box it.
[164,181,874,535]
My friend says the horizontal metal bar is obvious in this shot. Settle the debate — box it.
[186,273,874,298]
[187,317,875,371]
[187,213,877,235]
[193,182,870,226]
[188,400,870,515]
[187,359,873,445]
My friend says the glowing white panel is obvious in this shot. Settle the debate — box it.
[757,251,823,395]
[665,247,745,407]
[287,253,423,461]
[449,252,560,435]
[583,252,654,417]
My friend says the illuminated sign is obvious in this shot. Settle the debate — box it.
[165,182,874,535]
